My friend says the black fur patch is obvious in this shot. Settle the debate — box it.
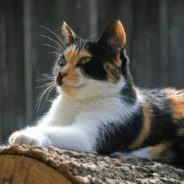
[120,82,137,105]
[95,107,143,154]
[79,41,131,81]
[141,89,177,146]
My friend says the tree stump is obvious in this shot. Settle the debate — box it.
[0,145,184,184]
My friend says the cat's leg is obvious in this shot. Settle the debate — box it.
[9,126,50,146]
[111,142,173,162]
[111,147,151,159]
[9,125,95,151]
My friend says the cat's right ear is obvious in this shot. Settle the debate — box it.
[61,21,77,44]
[98,20,126,54]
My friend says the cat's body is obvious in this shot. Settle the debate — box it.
[9,21,184,167]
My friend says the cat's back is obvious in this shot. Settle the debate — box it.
[162,88,184,121]
[139,87,184,122]
[140,88,184,116]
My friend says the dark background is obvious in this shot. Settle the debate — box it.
[0,0,184,143]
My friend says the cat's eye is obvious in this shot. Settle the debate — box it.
[57,55,66,66]
[79,57,91,65]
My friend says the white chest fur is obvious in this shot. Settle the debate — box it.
[43,93,138,127]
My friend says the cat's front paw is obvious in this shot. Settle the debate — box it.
[9,131,41,146]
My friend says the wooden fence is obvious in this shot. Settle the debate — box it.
[0,0,184,143]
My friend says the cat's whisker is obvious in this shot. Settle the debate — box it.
[42,74,55,80]
[49,51,61,57]
[36,81,55,89]
[36,74,55,82]
[39,34,64,51]
[35,82,56,114]
[36,78,53,82]
[42,84,55,111]
[40,25,66,48]
[35,73,56,113]
[41,43,62,53]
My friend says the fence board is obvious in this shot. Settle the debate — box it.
[130,0,161,88]
[24,0,34,124]
[0,1,5,143]
[159,0,169,87]
[168,0,184,88]
[0,0,25,143]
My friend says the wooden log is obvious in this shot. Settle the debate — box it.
[0,145,184,184]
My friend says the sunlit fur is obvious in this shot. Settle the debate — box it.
[9,20,184,168]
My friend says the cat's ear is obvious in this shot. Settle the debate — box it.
[62,21,77,43]
[98,20,126,53]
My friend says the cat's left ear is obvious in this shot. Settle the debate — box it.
[98,20,126,53]
[62,21,77,43]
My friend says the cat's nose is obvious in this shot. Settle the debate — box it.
[56,72,67,86]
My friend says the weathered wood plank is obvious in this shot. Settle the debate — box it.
[0,0,5,143]
[130,0,161,88]
[24,0,34,124]
[159,0,169,87]
[168,0,184,88]
[0,0,25,143]
[56,0,91,38]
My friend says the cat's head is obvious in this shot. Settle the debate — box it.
[55,20,129,99]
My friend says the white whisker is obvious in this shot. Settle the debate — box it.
[41,43,62,52]
[35,73,56,114]
[39,34,64,51]
[40,25,66,48]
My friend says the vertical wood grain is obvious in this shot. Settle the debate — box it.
[0,0,5,143]
[159,0,169,87]
[24,0,33,124]
[0,0,25,143]
[130,0,161,88]
[168,0,184,88]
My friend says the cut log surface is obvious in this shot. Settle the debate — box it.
[0,145,184,184]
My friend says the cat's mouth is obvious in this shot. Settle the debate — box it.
[62,83,86,90]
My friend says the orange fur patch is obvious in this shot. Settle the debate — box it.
[128,104,152,150]
[64,45,91,66]
[59,45,91,95]
[163,88,184,120]
[114,55,122,67]
[148,142,174,161]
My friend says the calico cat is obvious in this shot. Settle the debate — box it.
[9,20,184,168]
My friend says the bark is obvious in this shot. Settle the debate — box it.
[0,145,183,184]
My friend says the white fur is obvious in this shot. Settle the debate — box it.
[9,77,140,152]
[111,147,151,159]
